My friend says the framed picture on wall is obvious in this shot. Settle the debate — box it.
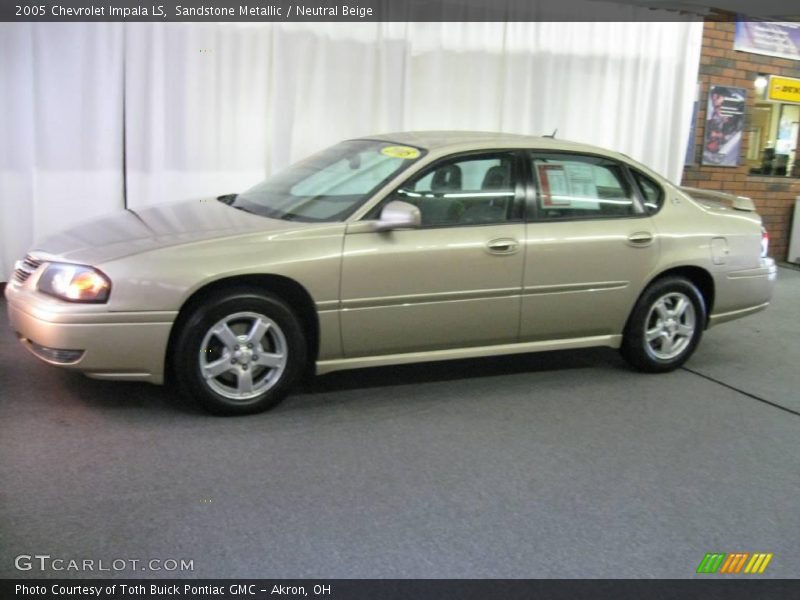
[702,85,746,167]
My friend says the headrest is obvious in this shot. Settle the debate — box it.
[481,165,510,190]
[431,165,462,192]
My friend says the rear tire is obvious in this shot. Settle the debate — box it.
[621,276,706,373]
[173,290,306,415]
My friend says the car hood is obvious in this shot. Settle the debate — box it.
[30,199,298,265]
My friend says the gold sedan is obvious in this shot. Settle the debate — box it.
[5,132,777,414]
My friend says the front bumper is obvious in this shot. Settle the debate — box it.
[5,282,175,384]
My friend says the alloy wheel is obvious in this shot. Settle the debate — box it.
[643,292,697,361]
[198,311,287,401]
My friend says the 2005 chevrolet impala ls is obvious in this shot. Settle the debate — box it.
[6,132,777,414]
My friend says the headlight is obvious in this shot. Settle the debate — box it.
[37,263,111,303]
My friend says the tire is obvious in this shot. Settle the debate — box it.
[173,290,307,415]
[621,276,706,373]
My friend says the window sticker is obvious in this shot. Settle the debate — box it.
[536,161,600,210]
[563,163,599,202]
[537,164,570,206]
[380,145,421,160]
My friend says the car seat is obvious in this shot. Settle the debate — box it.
[460,165,512,224]
[418,164,464,226]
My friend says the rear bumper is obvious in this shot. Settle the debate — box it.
[708,258,777,328]
[707,301,770,327]
[5,283,175,384]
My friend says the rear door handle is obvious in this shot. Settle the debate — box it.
[627,232,654,247]
[486,238,520,255]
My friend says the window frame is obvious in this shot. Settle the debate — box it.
[525,150,648,223]
[363,149,528,229]
[628,167,666,216]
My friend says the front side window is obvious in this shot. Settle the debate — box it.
[531,153,638,220]
[231,140,424,222]
[389,153,520,227]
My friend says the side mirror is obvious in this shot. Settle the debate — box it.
[372,200,421,232]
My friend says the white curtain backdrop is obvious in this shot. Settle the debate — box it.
[0,23,124,282]
[0,16,702,281]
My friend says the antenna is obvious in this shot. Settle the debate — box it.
[544,128,557,139]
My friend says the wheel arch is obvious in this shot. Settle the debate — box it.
[631,265,715,329]
[164,274,320,383]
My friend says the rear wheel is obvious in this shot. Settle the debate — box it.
[173,291,306,415]
[621,276,706,373]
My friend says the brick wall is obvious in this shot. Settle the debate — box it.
[682,19,800,262]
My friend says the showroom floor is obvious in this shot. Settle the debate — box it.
[1,268,798,579]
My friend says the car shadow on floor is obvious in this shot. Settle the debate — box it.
[301,346,623,393]
[53,346,627,416]
[56,371,203,415]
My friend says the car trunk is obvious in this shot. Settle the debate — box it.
[680,186,757,214]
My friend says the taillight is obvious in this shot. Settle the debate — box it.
[761,227,769,258]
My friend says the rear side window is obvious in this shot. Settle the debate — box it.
[631,170,664,215]
[530,153,637,220]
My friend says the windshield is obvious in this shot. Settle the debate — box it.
[231,140,425,222]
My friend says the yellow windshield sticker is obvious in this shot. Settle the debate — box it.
[381,145,421,159]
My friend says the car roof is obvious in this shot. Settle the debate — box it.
[358,130,626,158]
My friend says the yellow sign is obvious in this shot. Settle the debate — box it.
[380,145,421,159]
[768,76,800,103]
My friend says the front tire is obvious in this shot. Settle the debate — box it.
[621,276,706,373]
[173,290,307,415]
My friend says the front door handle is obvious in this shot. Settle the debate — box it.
[627,232,654,247]
[486,238,520,255]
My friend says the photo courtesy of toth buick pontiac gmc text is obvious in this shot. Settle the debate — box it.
[5,131,777,415]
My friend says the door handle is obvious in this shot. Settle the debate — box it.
[627,232,654,247]
[486,238,520,255]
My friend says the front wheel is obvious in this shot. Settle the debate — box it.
[621,276,706,373]
[173,291,307,415]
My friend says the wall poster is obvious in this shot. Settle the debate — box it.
[702,85,746,167]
